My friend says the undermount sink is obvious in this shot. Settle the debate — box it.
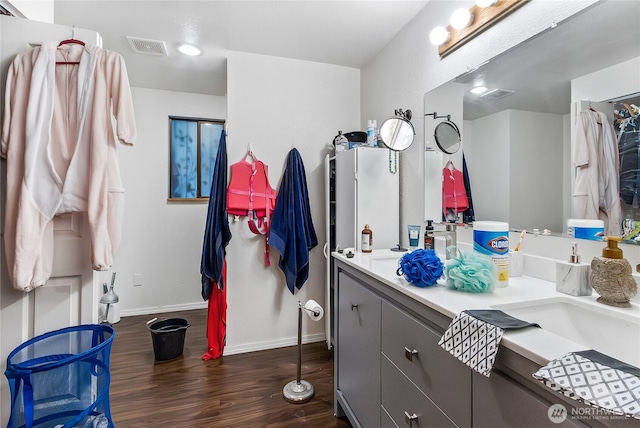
[367,255,401,276]
[492,296,640,367]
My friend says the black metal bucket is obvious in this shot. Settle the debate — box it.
[146,318,190,361]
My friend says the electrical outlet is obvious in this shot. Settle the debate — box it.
[133,274,142,286]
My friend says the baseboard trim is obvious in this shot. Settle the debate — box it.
[119,305,327,356]
[120,301,207,317]
[223,333,327,356]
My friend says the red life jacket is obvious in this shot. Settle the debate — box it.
[227,151,277,266]
[442,162,469,214]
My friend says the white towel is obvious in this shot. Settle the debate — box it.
[438,311,504,377]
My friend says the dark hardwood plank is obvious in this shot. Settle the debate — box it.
[109,309,351,427]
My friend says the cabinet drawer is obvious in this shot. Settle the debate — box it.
[473,370,584,428]
[338,272,381,428]
[381,301,471,427]
[382,354,457,428]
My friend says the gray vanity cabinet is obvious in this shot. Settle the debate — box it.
[337,271,381,428]
[381,301,471,427]
[335,259,634,428]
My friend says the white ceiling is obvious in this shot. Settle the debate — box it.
[53,0,429,96]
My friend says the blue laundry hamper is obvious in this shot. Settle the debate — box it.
[4,324,115,428]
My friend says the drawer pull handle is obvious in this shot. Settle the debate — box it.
[404,347,418,361]
[350,303,359,311]
[404,411,418,427]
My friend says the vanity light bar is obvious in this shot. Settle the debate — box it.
[437,0,528,58]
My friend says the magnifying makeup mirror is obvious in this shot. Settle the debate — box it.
[434,120,461,154]
[425,112,462,154]
[379,109,415,151]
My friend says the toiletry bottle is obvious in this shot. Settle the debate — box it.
[590,237,637,306]
[555,242,591,296]
[361,224,373,253]
[367,120,376,147]
[424,220,434,250]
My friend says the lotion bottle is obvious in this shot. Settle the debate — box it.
[555,242,591,296]
[361,224,373,253]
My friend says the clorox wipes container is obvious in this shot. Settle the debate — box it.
[473,221,510,286]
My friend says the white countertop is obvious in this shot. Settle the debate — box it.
[333,249,640,368]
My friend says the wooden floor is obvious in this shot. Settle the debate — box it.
[109,309,351,427]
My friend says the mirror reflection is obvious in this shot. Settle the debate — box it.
[425,1,640,242]
[434,121,461,155]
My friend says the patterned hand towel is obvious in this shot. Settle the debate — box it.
[533,350,640,419]
[439,310,540,377]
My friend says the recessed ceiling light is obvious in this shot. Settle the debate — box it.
[178,43,202,56]
[470,86,488,94]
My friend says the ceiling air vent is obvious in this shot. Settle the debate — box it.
[126,36,168,56]
[481,88,515,100]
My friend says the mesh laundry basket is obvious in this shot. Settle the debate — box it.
[4,324,115,428]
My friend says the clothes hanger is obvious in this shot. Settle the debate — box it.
[56,26,84,65]
[244,143,256,163]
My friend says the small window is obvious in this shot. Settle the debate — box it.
[169,116,225,200]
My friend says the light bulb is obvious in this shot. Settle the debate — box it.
[470,86,488,94]
[451,8,473,30]
[476,0,497,7]
[178,43,202,56]
[429,26,450,46]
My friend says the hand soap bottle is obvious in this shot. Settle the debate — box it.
[556,242,592,296]
[590,236,637,307]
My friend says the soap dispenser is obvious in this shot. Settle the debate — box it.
[590,236,637,307]
[556,242,592,296]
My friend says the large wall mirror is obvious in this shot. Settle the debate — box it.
[424,1,640,242]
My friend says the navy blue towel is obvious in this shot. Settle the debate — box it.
[200,130,232,300]
[269,148,318,294]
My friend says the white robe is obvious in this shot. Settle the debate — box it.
[572,109,621,236]
[1,42,136,291]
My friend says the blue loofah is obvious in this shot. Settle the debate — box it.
[396,249,444,287]
[445,250,497,293]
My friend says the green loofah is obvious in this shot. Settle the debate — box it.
[445,250,497,293]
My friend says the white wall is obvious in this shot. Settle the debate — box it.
[509,110,564,233]
[571,56,640,104]
[115,88,226,314]
[361,0,597,245]
[464,110,510,223]
[225,51,359,354]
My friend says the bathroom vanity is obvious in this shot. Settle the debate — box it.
[333,250,639,428]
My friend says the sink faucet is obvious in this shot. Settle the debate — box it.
[427,223,457,259]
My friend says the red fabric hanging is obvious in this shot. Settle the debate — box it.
[442,163,469,214]
[226,152,277,266]
[202,261,227,360]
